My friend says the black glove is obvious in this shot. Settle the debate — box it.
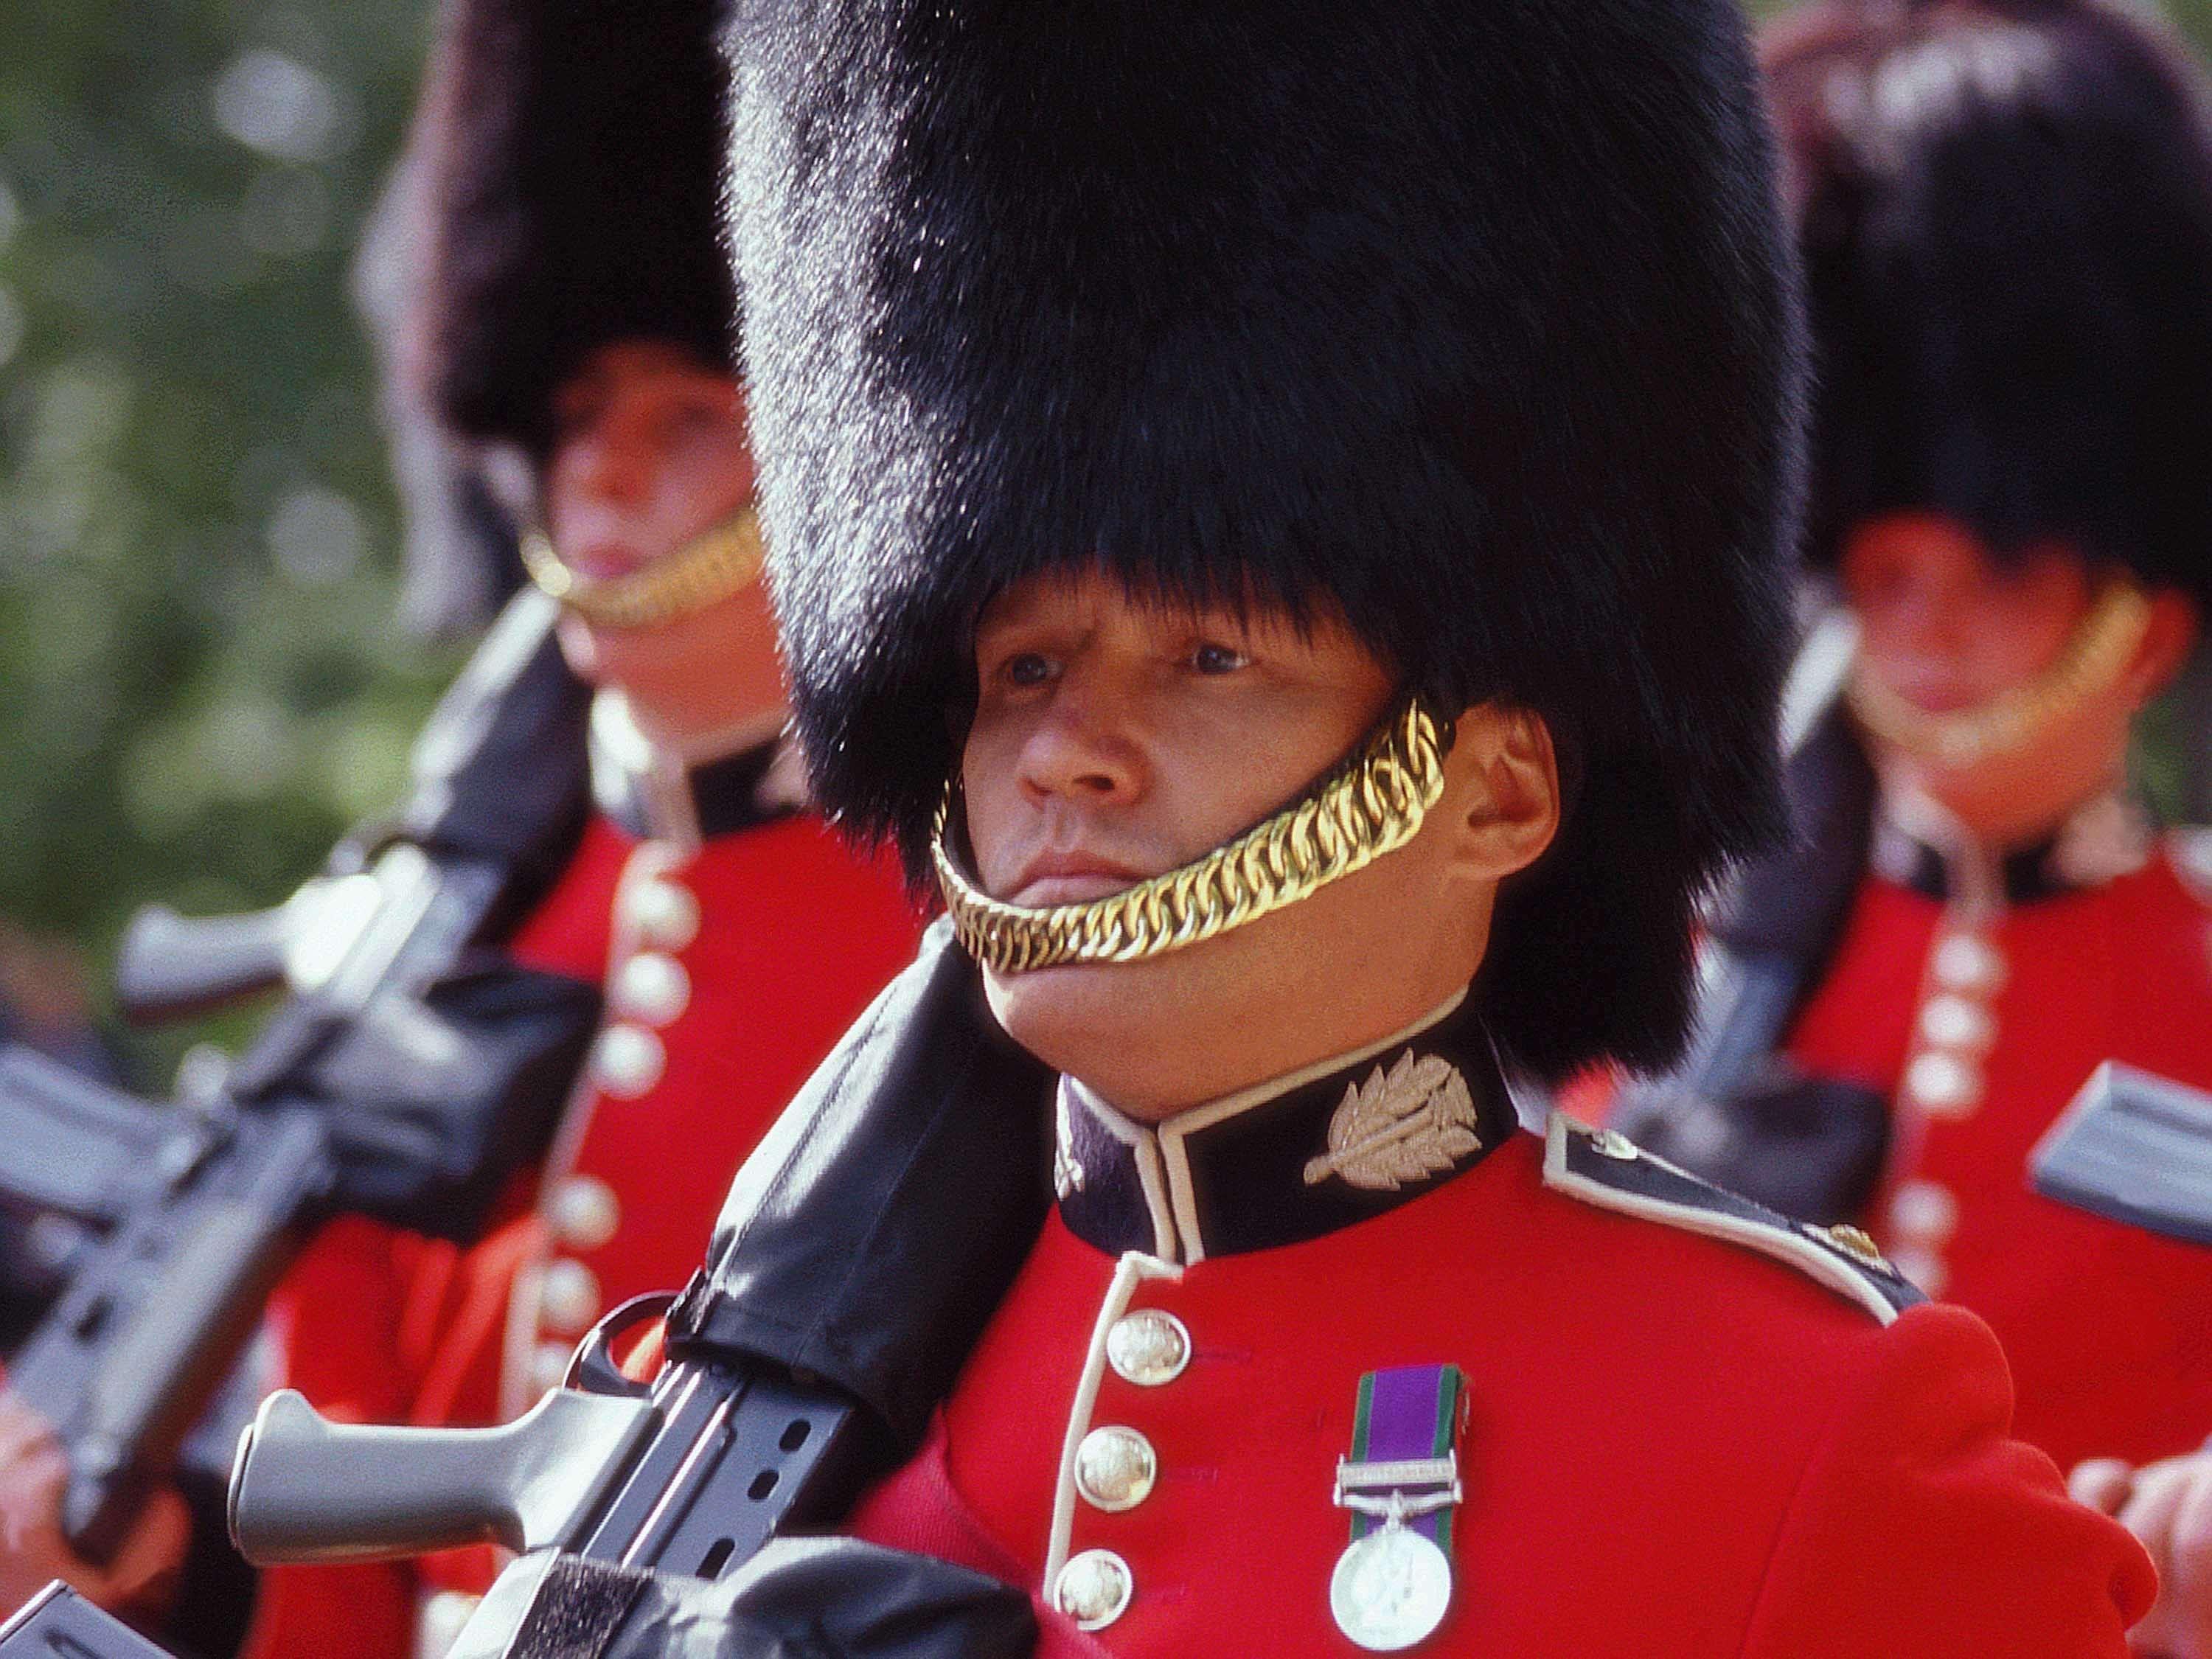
[456,1540,1036,1659]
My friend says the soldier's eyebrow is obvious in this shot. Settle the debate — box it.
[552,369,615,420]
[974,577,1089,641]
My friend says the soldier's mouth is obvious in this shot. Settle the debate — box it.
[1007,853,1147,908]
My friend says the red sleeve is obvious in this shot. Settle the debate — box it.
[1741,1301,2155,1658]
[242,1217,424,1659]
[263,1214,421,1423]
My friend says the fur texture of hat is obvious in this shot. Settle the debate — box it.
[728,0,1805,1080]
[361,0,737,630]
[411,0,737,455]
[1767,0,2212,597]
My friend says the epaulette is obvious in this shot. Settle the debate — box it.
[1543,1114,1924,1324]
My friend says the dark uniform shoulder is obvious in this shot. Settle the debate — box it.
[1542,1113,1925,1324]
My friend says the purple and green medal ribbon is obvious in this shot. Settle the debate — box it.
[1347,1363,1465,1548]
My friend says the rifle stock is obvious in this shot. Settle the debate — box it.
[229,1383,657,1562]
[112,902,294,1026]
[0,592,599,1562]
[229,1292,869,1653]
[0,1584,172,1659]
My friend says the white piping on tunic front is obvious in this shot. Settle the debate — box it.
[498,835,681,1420]
[1043,1251,1183,1596]
[1064,1079,1180,1260]
[588,688,788,854]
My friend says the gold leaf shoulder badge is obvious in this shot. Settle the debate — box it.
[1303,1051,1484,1192]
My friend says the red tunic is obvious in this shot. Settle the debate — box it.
[244,810,919,1658]
[1783,838,2212,1471]
[848,1122,2154,1657]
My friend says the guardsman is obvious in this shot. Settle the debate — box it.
[566,0,2154,1652]
[1610,0,2212,1502]
[257,0,924,1649]
[0,0,917,1651]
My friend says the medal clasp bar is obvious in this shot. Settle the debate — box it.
[1333,1454,1462,1520]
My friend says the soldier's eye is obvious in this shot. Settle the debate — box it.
[1189,641,1251,675]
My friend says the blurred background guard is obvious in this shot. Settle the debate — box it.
[0,922,120,1087]
[248,0,925,1652]
[0,0,921,1654]
[1616,0,2212,1479]
[0,919,120,1343]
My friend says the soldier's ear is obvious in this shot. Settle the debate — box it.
[2124,589,2200,708]
[1442,705,1560,883]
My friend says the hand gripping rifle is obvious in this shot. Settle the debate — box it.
[0,591,601,1564]
[223,925,1055,1659]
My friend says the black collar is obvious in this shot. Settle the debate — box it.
[1054,992,1520,1264]
[588,694,804,846]
[1869,788,2152,908]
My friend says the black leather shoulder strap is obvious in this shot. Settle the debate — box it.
[672,922,1056,1451]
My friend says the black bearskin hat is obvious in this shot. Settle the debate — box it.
[414,0,736,453]
[362,0,738,630]
[355,143,521,635]
[729,1,1804,1080]
[1767,0,2212,599]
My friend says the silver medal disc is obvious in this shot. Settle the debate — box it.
[1328,1525,1453,1651]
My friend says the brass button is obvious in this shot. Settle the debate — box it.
[1107,1310,1190,1387]
[613,951,691,1027]
[546,1175,621,1251]
[1919,994,1994,1051]
[624,877,700,953]
[528,1338,574,1399]
[1904,1051,1980,1118]
[419,1589,482,1658]
[1888,1179,1959,1243]
[539,1257,602,1337]
[1054,1549,1133,1631]
[1588,1127,1639,1161]
[1075,1426,1158,1512]
[591,1024,666,1099]
[1930,933,2005,995]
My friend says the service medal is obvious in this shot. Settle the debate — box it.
[1329,1364,1467,1652]
[1330,1520,1453,1651]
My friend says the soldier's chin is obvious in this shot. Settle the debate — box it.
[981,949,1223,1096]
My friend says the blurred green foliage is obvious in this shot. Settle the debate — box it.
[0,1,458,1070]
[0,0,2210,1079]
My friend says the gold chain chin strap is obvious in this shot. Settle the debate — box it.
[934,699,1450,974]
[520,507,766,631]
[1845,578,2154,771]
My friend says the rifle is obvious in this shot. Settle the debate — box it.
[112,588,597,1026]
[0,591,601,1563]
[225,924,1056,1658]
[233,1289,867,1657]
[2032,1062,2212,1245]
[0,1583,173,1659]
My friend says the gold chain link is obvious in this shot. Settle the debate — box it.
[520,507,766,631]
[1845,578,2153,771]
[935,700,1450,973]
